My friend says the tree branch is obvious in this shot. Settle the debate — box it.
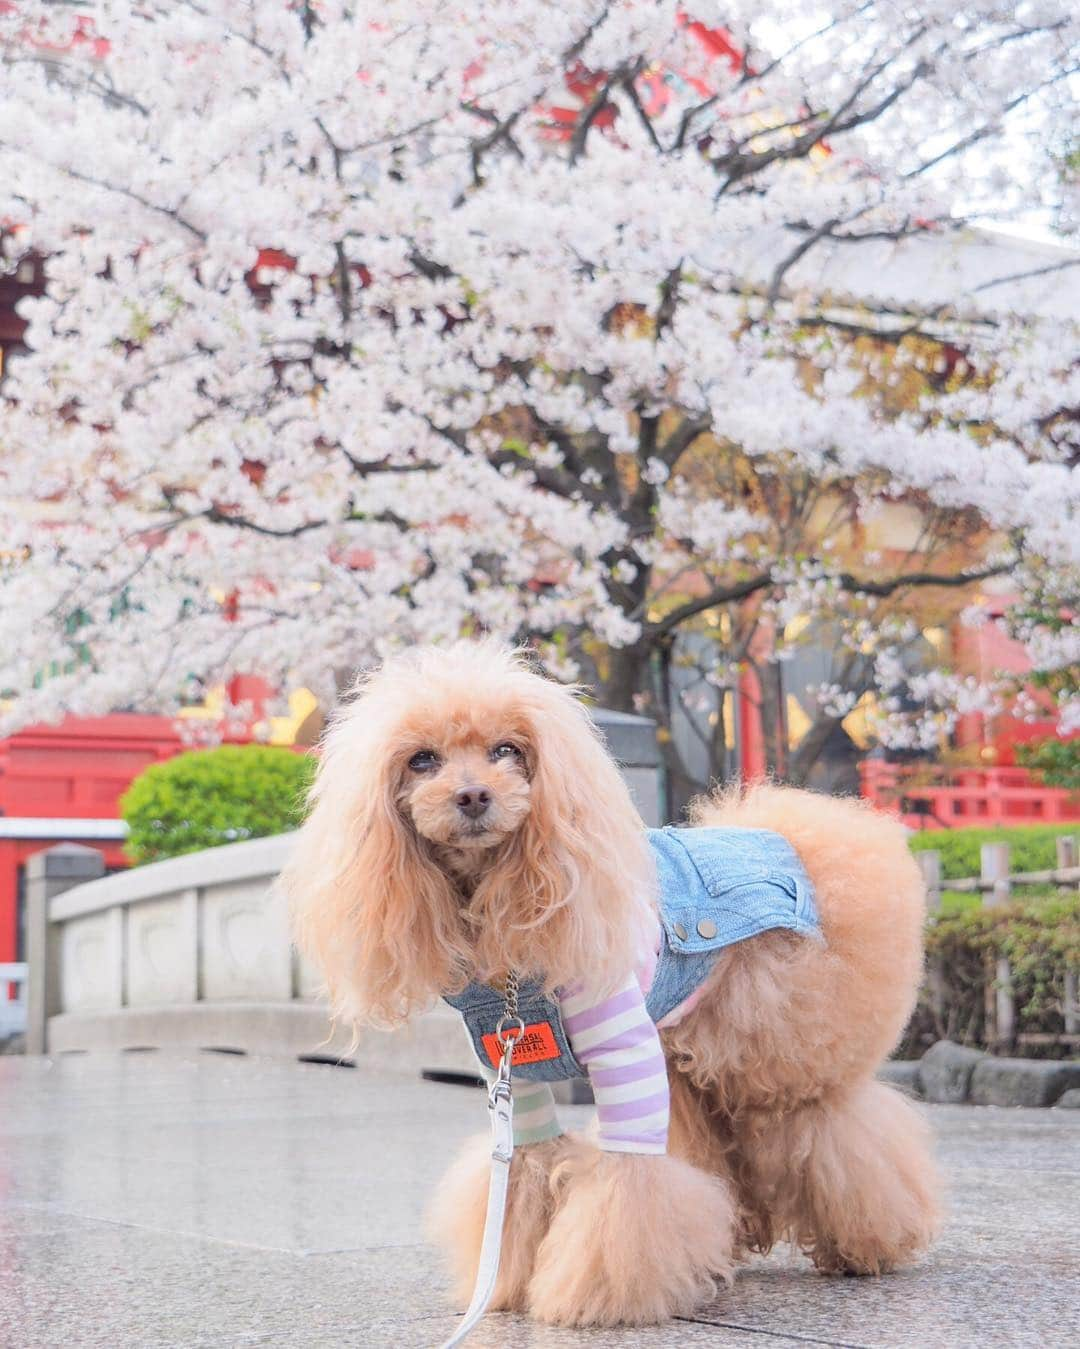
[674,93,719,150]
[647,556,1018,643]
[716,34,935,192]
[904,67,1078,180]
[341,450,439,477]
[406,248,454,281]
[427,419,608,505]
[836,558,1018,597]
[621,73,664,154]
[569,62,641,164]
[468,107,525,186]
[4,157,209,243]
[203,508,329,538]
[659,415,710,468]
[649,573,773,636]
[655,263,683,338]
[972,257,1080,295]
[564,6,612,66]
[768,216,840,304]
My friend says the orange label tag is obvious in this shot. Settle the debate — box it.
[481,1021,561,1070]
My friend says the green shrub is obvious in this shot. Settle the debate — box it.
[898,891,1080,1057]
[939,890,981,915]
[120,746,316,865]
[908,821,1079,880]
[1016,738,1080,793]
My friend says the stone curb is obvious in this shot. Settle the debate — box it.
[905,1040,1080,1108]
[876,1059,924,1097]
[970,1056,1080,1108]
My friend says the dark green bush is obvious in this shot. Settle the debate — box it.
[120,746,316,865]
[908,821,1078,880]
[898,891,1080,1057]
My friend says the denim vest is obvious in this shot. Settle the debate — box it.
[443,825,821,1083]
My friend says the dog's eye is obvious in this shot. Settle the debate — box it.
[407,750,441,772]
[490,742,521,762]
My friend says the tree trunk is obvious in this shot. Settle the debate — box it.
[602,643,650,713]
[601,642,705,821]
[661,738,704,821]
[707,687,734,790]
[756,660,786,778]
[786,712,842,787]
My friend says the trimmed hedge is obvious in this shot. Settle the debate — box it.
[120,745,316,865]
[908,821,1078,880]
[899,891,1080,1057]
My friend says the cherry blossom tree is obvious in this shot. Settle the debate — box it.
[1,0,1077,795]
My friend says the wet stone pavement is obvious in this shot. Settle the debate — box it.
[0,1053,1076,1349]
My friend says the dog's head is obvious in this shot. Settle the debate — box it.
[393,702,535,861]
[285,641,652,1028]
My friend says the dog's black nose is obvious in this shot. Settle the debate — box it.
[455,786,492,820]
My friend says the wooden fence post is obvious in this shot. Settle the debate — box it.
[918,850,942,912]
[980,842,1015,1050]
[1058,836,1079,1037]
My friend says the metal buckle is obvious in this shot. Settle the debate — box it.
[494,1014,525,1049]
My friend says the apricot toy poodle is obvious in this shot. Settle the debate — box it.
[285,641,940,1328]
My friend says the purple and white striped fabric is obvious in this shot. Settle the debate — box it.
[559,975,669,1154]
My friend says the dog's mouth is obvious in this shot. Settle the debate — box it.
[448,810,526,848]
[453,821,503,845]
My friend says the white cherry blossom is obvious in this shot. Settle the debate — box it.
[0,0,1076,788]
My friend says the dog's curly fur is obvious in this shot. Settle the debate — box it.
[285,641,941,1327]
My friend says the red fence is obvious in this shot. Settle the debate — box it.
[861,761,1080,830]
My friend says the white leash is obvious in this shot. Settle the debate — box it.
[437,980,523,1349]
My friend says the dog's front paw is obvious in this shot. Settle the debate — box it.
[427,1131,580,1312]
[528,1147,737,1326]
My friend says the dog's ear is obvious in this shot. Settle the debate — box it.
[284,705,468,1030]
[471,676,654,992]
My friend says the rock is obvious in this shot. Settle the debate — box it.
[877,1059,923,1097]
[919,1040,985,1104]
[969,1057,1080,1108]
[1055,1088,1080,1109]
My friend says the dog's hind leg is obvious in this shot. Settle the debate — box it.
[427,1131,578,1312]
[744,1079,942,1275]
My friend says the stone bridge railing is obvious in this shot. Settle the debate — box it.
[24,835,474,1069]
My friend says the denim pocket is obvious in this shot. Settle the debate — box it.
[652,826,815,954]
[444,979,585,1082]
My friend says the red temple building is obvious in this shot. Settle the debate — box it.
[0,716,179,965]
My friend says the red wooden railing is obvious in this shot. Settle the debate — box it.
[860,761,1080,829]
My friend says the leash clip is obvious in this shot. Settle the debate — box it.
[488,1037,515,1162]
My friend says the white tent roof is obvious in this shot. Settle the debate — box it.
[715,225,1079,324]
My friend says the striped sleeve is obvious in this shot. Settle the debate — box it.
[559,974,669,1155]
